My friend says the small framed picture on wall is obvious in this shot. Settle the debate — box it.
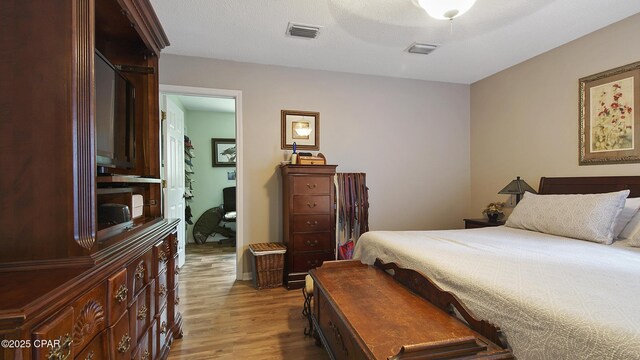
[212,138,236,167]
[281,110,319,150]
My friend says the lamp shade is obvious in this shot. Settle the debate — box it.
[418,0,477,20]
[499,176,536,203]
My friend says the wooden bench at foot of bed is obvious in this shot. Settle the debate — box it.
[309,260,513,360]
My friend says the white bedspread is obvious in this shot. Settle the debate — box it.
[353,226,640,360]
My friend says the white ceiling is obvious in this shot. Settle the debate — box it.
[150,0,640,84]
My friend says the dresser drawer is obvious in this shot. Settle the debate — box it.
[128,249,153,300]
[132,327,152,360]
[293,252,334,273]
[317,290,359,360]
[154,239,170,276]
[32,307,74,360]
[293,195,330,214]
[293,233,332,251]
[167,232,178,256]
[292,176,331,195]
[70,282,107,354]
[170,263,180,291]
[75,330,107,360]
[107,268,128,326]
[169,285,180,325]
[130,281,155,344]
[157,306,169,354]
[150,318,158,359]
[293,214,331,232]
[108,310,132,360]
[157,270,168,311]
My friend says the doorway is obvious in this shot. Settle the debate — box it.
[160,85,244,281]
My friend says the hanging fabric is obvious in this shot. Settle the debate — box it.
[335,173,369,260]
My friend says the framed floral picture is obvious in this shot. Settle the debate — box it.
[281,110,319,150]
[579,61,640,165]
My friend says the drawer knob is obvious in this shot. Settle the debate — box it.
[85,351,95,360]
[135,262,145,280]
[117,334,131,353]
[306,183,317,189]
[306,220,318,227]
[306,202,317,208]
[305,239,319,247]
[115,284,128,303]
[158,250,168,264]
[307,259,320,267]
[159,284,168,297]
[137,305,148,320]
[46,333,72,360]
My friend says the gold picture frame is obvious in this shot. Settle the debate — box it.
[579,61,640,165]
[281,110,319,150]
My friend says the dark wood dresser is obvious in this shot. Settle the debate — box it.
[281,165,337,289]
[310,261,513,360]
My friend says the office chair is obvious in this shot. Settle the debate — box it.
[219,186,236,244]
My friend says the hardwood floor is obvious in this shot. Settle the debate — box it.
[167,242,329,359]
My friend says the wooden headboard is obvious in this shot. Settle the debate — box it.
[539,176,640,198]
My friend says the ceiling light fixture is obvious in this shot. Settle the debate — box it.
[417,0,477,20]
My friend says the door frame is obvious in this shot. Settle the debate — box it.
[160,84,245,281]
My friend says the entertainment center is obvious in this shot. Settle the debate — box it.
[1,0,181,359]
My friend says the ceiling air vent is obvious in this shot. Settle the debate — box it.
[286,22,321,39]
[407,42,438,55]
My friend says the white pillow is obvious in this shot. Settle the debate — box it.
[505,190,629,244]
[630,232,640,247]
[618,199,640,239]
[613,197,640,239]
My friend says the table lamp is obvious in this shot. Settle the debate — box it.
[498,176,536,204]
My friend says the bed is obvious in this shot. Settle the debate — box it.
[353,176,640,360]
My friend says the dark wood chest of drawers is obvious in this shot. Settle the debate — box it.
[281,164,337,289]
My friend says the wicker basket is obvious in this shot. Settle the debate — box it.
[249,243,287,289]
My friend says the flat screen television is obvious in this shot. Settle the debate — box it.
[95,50,136,172]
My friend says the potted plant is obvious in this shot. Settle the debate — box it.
[482,202,505,222]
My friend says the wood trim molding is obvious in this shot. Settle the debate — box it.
[0,256,95,272]
[73,0,96,251]
[120,0,169,56]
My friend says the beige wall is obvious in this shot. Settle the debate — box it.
[160,55,470,273]
[470,13,640,217]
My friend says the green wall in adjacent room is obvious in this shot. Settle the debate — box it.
[185,110,236,243]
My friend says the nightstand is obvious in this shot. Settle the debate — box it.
[464,218,505,229]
